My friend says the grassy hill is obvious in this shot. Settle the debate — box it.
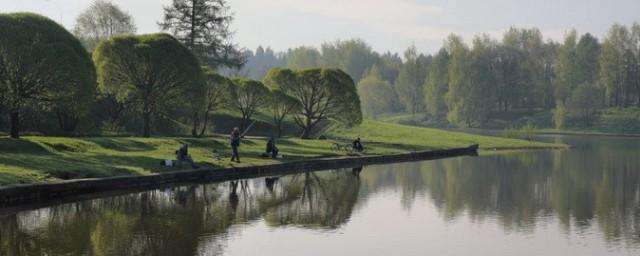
[0,120,564,185]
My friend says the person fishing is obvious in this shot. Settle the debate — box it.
[353,137,364,152]
[265,137,279,158]
[230,127,241,162]
[177,143,198,169]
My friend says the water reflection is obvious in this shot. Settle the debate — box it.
[1,135,639,255]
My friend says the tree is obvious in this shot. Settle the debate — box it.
[286,47,321,69]
[0,13,96,138]
[568,83,602,126]
[424,48,450,118]
[269,90,302,137]
[394,45,428,115]
[73,0,136,51]
[93,33,205,137]
[599,24,635,107]
[555,30,580,104]
[445,34,473,126]
[225,78,270,131]
[357,65,398,118]
[265,68,362,139]
[159,0,244,69]
[320,39,378,82]
[192,67,229,137]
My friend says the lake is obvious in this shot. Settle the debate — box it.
[1,135,639,256]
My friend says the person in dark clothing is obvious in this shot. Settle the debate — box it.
[230,127,241,162]
[265,138,279,158]
[176,144,198,169]
[353,137,364,152]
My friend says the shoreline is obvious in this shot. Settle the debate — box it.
[0,145,479,207]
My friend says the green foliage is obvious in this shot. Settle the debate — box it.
[394,45,428,114]
[424,48,449,117]
[0,12,96,138]
[191,67,230,137]
[320,39,378,82]
[225,77,270,131]
[286,47,321,69]
[568,83,603,125]
[73,0,136,51]
[270,89,302,137]
[445,34,474,127]
[553,102,568,129]
[159,0,244,68]
[93,33,205,137]
[357,66,399,118]
[598,23,640,108]
[265,68,362,138]
[594,108,640,134]
[502,122,537,141]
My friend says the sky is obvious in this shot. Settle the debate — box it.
[2,0,639,54]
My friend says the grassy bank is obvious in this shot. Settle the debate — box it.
[0,120,563,186]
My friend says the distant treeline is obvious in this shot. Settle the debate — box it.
[235,23,640,129]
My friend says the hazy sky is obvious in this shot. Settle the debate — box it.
[2,0,639,54]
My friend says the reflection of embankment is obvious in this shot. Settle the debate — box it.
[0,169,362,255]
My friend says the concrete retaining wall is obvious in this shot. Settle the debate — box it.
[0,145,478,207]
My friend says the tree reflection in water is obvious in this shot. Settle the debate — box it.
[0,169,361,255]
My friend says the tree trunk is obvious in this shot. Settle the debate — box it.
[300,119,315,139]
[198,112,210,137]
[143,111,151,138]
[9,111,20,139]
[191,112,200,137]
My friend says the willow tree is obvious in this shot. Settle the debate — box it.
[93,33,204,137]
[192,67,229,137]
[270,89,301,137]
[0,13,96,138]
[225,78,270,131]
[265,68,362,138]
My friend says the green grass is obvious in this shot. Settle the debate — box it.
[0,120,563,186]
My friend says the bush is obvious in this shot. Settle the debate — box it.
[503,122,537,141]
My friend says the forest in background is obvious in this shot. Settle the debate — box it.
[234,23,640,133]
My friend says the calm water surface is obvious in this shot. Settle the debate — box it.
[1,135,639,256]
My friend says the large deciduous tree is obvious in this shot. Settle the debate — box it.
[93,33,205,137]
[192,67,229,137]
[159,0,244,69]
[424,48,450,118]
[265,68,362,139]
[225,78,270,131]
[0,13,96,138]
[357,65,398,118]
[269,89,302,137]
[394,45,429,115]
[73,0,136,51]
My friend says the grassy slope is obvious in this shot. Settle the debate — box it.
[0,120,562,185]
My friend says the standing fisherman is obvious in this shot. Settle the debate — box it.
[230,127,241,162]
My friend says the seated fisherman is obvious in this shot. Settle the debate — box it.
[265,138,279,158]
[176,143,199,169]
[352,137,364,152]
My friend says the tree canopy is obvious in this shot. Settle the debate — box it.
[159,0,244,69]
[225,78,270,131]
[0,12,96,138]
[265,68,362,138]
[93,33,205,137]
[73,0,136,50]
